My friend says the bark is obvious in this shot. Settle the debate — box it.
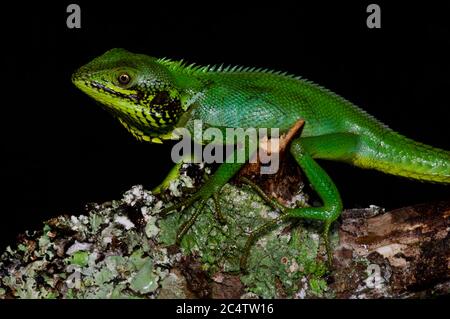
[332,201,450,298]
[0,160,448,299]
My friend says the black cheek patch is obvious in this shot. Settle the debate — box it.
[150,91,171,106]
[147,90,183,125]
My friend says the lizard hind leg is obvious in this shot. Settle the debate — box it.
[286,133,362,266]
[284,136,349,267]
[240,133,360,270]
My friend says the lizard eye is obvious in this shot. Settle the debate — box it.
[118,73,131,85]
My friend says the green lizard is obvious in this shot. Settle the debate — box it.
[72,48,450,268]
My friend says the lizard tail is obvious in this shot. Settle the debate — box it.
[357,131,450,184]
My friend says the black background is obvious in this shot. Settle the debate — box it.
[0,1,449,250]
[1,298,445,317]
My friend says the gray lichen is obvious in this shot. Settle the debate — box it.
[0,163,336,299]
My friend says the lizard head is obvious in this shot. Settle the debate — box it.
[72,48,186,143]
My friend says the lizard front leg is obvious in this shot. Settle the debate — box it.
[152,152,204,195]
[152,161,185,195]
[159,140,257,244]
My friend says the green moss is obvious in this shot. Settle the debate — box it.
[309,277,328,297]
[69,251,89,267]
[159,182,331,298]
[130,258,159,294]
[0,165,333,299]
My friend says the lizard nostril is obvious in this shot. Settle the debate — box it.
[71,72,78,83]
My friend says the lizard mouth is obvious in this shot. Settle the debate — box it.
[72,74,143,109]
[89,82,141,103]
[71,70,136,100]
[91,82,117,95]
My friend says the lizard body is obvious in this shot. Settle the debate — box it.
[72,48,449,265]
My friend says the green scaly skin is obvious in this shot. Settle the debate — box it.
[72,48,450,266]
